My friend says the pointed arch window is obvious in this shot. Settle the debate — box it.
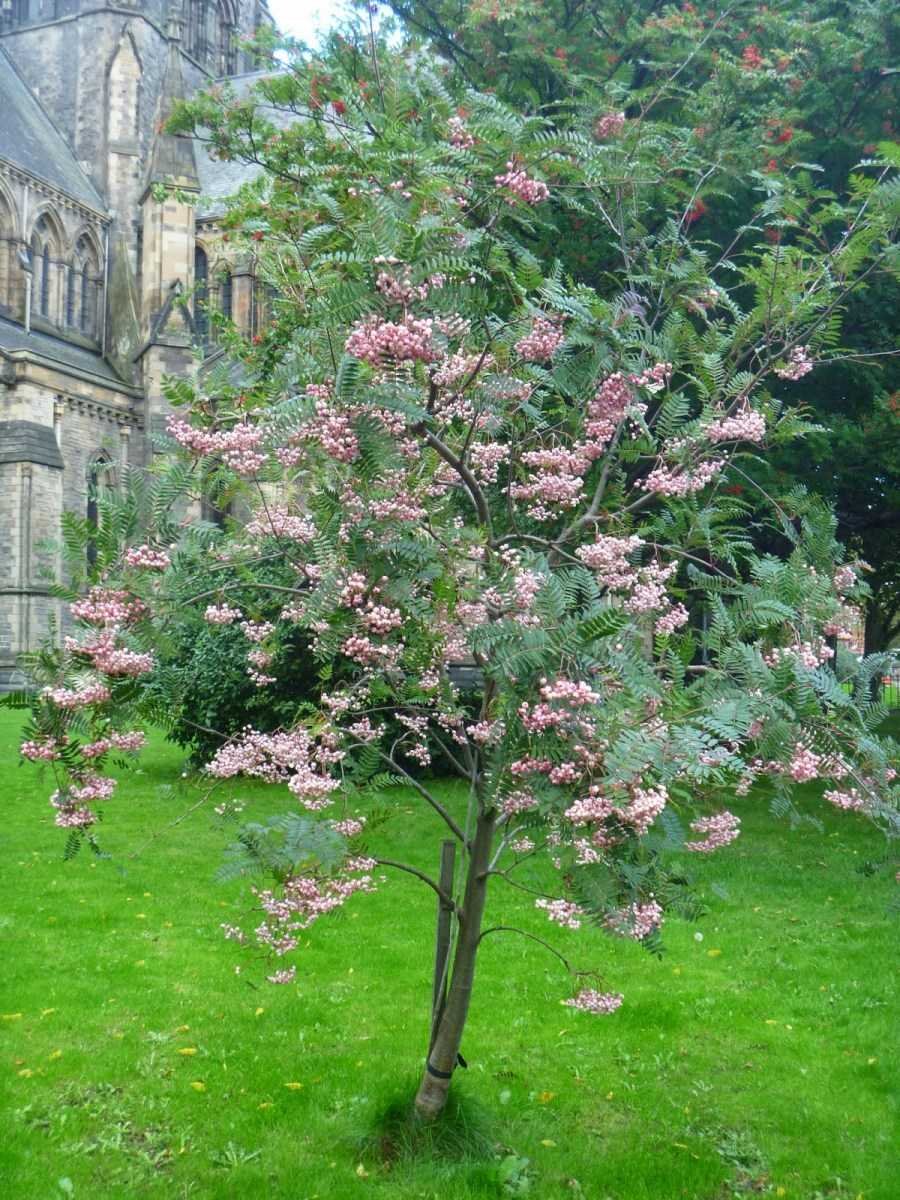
[252,276,276,338]
[194,244,209,349]
[30,214,60,323]
[0,1,29,33]
[184,0,208,63]
[66,234,101,338]
[0,193,14,315]
[218,268,233,323]
[66,265,76,327]
[216,1,239,76]
[86,453,115,569]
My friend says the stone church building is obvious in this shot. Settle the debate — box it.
[0,0,273,687]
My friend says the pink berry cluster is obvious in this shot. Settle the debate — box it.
[630,362,672,393]
[587,372,632,443]
[833,564,857,594]
[345,315,437,365]
[494,161,550,205]
[823,788,868,812]
[605,899,663,940]
[563,989,623,1015]
[535,897,584,930]
[124,544,171,570]
[469,442,509,484]
[594,111,626,139]
[774,346,814,380]
[565,783,669,841]
[42,682,112,709]
[206,727,340,811]
[447,115,476,149]
[204,603,242,624]
[71,587,147,627]
[684,810,741,853]
[81,731,146,758]
[245,507,316,542]
[375,268,445,305]
[576,533,644,584]
[655,603,689,636]
[765,638,834,669]
[705,408,766,444]
[499,789,540,817]
[511,445,589,520]
[228,858,378,967]
[514,317,565,362]
[642,457,725,496]
[166,415,267,474]
[789,744,822,782]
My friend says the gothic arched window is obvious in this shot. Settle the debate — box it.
[184,0,208,63]
[216,0,238,76]
[0,1,30,33]
[86,453,115,568]
[218,268,233,323]
[252,275,276,338]
[66,235,101,337]
[30,214,61,323]
[0,192,15,316]
[194,244,209,349]
[78,234,101,337]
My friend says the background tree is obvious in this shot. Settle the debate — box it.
[15,29,899,1126]
[378,0,900,649]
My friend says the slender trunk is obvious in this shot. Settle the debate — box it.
[414,810,496,1120]
[861,602,889,703]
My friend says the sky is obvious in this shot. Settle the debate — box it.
[266,0,355,42]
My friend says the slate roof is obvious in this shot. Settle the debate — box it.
[195,69,294,218]
[0,317,131,388]
[0,45,106,213]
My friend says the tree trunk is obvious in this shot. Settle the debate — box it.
[862,602,890,703]
[414,810,496,1120]
[864,603,888,657]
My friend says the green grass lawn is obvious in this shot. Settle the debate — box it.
[1,708,897,1200]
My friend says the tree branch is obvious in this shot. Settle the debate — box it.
[478,924,573,973]
[373,858,457,909]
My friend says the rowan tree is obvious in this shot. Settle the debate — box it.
[15,30,900,1121]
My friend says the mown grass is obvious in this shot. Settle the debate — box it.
[0,708,897,1199]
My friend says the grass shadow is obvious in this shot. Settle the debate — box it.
[359,1078,497,1167]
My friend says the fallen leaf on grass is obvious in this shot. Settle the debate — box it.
[537,1091,555,1103]
[2,1013,23,1021]
[48,1050,62,1061]
[707,949,722,958]
[355,1164,369,1178]
[178,1047,198,1056]
[540,1139,556,1148]
[190,1081,206,1092]
[283,1082,303,1090]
